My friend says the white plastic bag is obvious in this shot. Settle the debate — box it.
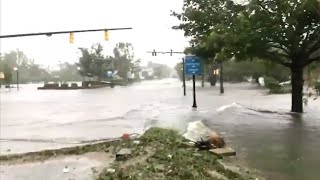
[183,120,212,142]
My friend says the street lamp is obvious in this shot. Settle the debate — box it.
[13,67,19,90]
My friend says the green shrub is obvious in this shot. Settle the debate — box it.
[264,76,290,94]
[315,82,320,93]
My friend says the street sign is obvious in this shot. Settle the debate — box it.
[185,56,202,75]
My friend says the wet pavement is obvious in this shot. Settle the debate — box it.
[0,152,113,180]
[1,79,320,179]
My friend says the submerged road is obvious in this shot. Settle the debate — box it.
[1,79,319,179]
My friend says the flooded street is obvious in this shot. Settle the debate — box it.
[1,79,320,180]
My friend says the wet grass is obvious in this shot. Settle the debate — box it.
[0,128,259,179]
[97,127,246,180]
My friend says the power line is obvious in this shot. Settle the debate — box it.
[0,27,133,39]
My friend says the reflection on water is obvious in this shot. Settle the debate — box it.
[1,80,320,179]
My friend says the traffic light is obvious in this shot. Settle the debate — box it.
[69,32,74,44]
[152,49,157,56]
[170,49,173,56]
[104,30,109,41]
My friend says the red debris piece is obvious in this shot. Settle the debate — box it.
[121,133,130,140]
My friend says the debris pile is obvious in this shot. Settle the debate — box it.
[183,120,235,156]
[97,127,261,180]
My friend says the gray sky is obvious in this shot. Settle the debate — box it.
[0,0,188,68]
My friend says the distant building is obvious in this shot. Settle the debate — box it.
[139,67,154,80]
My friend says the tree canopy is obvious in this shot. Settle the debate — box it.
[174,0,320,112]
[0,50,51,84]
[175,0,320,66]
[78,43,135,80]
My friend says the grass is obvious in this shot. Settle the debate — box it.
[97,128,246,180]
[1,128,258,179]
[0,140,115,163]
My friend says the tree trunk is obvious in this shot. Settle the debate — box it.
[220,62,224,94]
[291,66,304,113]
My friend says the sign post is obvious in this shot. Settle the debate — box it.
[182,58,186,96]
[185,55,202,108]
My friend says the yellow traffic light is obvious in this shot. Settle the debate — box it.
[104,30,109,41]
[69,32,74,44]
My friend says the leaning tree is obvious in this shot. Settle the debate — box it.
[174,0,320,113]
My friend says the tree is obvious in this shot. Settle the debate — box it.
[174,62,184,81]
[78,48,94,77]
[174,0,320,113]
[147,62,173,79]
[78,44,112,80]
[51,62,83,82]
[113,43,134,79]
[78,43,135,80]
[0,50,51,84]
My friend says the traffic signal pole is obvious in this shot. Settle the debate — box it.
[147,50,186,96]
[0,27,132,39]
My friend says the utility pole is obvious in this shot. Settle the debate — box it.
[148,50,186,96]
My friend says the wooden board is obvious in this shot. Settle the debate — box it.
[209,147,236,156]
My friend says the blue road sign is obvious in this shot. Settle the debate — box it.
[185,56,202,75]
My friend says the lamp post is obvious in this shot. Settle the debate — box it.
[13,67,19,91]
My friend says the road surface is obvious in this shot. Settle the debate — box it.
[1,79,320,180]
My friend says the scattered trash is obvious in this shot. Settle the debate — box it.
[129,133,140,139]
[195,138,215,150]
[183,120,227,150]
[181,141,195,148]
[133,140,140,144]
[121,133,130,140]
[193,153,202,157]
[106,168,116,173]
[63,166,69,173]
[183,121,212,142]
[116,148,132,161]
[168,154,172,159]
[207,131,225,148]
[209,147,236,156]
[107,168,116,173]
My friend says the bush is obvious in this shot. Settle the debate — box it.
[71,83,78,88]
[264,76,278,88]
[264,76,290,94]
[60,83,69,88]
[315,82,320,94]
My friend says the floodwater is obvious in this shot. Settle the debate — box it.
[1,79,320,180]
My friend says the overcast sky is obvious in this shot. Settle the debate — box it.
[0,0,188,68]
